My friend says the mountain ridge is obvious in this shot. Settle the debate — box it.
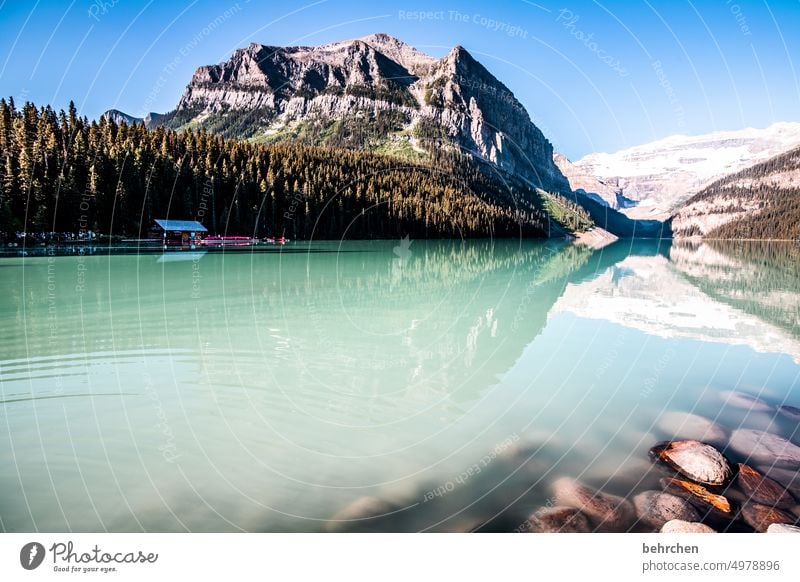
[671,144,800,240]
[104,33,570,196]
[559,122,800,221]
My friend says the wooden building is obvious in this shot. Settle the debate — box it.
[150,219,207,245]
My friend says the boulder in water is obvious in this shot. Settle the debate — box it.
[660,477,732,514]
[660,519,716,533]
[650,440,733,486]
[522,506,592,533]
[720,390,775,413]
[324,496,397,532]
[777,405,800,422]
[655,412,727,445]
[736,463,796,509]
[767,523,800,533]
[739,502,797,533]
[729,429,800,469]
[633,491,701,529]
[551,477,636,532]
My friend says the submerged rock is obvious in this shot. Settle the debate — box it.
[720,390,775,413]
[777,405,800,422]
[523,506,592,533]
[660,477,732,514]
[551,477,636,532]
[740,502,797,533]
[736,464,796,509]
[650,440,733,486]
[660,519,716,533]
[767,523,800,533]
[634,491,702,529]
[756,465,800,498]
[729,429,800,469]
[324,496,397,532]
[655,412,727,445]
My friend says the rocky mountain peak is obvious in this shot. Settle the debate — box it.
[108,34,571,194]
[358,33,436,74]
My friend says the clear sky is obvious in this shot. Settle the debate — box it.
[1,0,798,159]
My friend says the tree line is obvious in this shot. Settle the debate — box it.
[0,97,591,241]
[684,145,800,240]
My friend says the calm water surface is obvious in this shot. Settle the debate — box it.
[1,239,799,531]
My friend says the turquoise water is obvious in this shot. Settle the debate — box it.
[1,239,799,532]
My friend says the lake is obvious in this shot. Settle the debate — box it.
[1,239,799,532]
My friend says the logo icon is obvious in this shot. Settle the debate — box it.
[20,542,45,570]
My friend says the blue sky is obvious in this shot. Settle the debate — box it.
[1,0,798,159]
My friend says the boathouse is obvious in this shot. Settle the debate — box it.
[150,219,208,244]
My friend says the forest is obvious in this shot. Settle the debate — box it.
[684,145,800,240]
[0,98,592,241]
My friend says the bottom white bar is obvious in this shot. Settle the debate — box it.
[1,533,798,581]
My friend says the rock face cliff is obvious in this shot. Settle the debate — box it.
[122,33,569,194]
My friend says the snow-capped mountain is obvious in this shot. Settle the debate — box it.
[561,122,800,220]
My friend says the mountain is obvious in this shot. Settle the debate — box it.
[563,123,800,220]
[102,109,163,127]
[553,153,636,209]
[671,145,800,239]
[106,33,569,194]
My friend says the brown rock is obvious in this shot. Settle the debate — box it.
[739,502,797,533]
[650,440,733,486]
[736,464,796,509]
[656,412,727,445]
[660,519,716,533]
[551,477,636,532]
[660,477,732,514]
[756,465,800,498]
[729,429,800,469]
[522,506,592,533]
[720,390,775,412]
[634,491,701,529]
